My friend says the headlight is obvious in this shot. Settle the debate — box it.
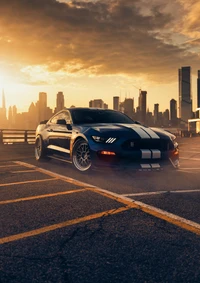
[170,135,178,148]
[92,136,117,143]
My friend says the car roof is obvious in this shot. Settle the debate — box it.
[64,107,116,111]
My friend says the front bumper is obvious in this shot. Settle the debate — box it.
[90,147,179,171]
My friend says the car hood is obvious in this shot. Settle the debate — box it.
[78,123,170,139]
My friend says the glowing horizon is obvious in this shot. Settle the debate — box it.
[0,0,200,113]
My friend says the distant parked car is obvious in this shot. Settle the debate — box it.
[35,108,179,172]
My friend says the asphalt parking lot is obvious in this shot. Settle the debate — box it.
[0,137,200,282]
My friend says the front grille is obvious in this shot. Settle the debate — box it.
[122,139,172,151]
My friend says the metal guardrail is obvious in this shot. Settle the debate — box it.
[0,129,36,144]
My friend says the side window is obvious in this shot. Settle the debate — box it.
[50,111,71,124]
[50,114,60,124]
[58,111,71,123]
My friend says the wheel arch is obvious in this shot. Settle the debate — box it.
[70,135,88,158]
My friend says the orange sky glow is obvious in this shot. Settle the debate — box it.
[0,0,200,113]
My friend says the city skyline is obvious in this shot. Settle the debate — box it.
[0,1,200,113]
[0,89,179,129]
[1,64,200,119]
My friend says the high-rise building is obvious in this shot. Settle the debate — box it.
[56,92,64,112]
[138,90,147,123]
[12,105,17,128]
[170,99,177,126]
[197,70,200,108]
[8,106,13,128]
[38,92,47,122]
[89,99,104,108]
[163,109,170,127]
[113,96,120,111]
[2,89,5,109]
[154,103,159,125]
[178,66,192,128]
[0,89,7,127]
[123,98,134,119]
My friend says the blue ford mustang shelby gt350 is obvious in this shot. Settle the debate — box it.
[35,107,179,172]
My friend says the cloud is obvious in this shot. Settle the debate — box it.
[0,0,199,83]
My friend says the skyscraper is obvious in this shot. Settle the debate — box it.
[2,89,5,109]
[123,98,134,118]
[154,103,159,125]
[38,92,47,122]
[138,90,147,124]
[197,70,200,108]
[170,99,177,126]
[0,89,7,127]
[178,66,192,127]
[113,96,120,111]
[89,99,104,108]
[56,91,65,112]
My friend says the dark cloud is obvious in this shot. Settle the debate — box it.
[0,0,199,82]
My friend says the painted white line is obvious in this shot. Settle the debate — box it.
[123,191,168,197]
[13,161,200,236]
[181,151,200,154]
[122,189,200,197]
[178,170,197,174]
[172,189,200,193]
[180,168,200,170]
[180,157,200,161]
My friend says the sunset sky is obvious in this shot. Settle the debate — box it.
[0,0,200,113]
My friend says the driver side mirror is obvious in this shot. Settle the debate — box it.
[57,119,72,130]
[57,119,67,125]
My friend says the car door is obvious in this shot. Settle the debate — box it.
[47,110,72,155]
[56,111,72,154]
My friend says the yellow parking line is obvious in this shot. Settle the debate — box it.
[13,161,200,236]
[14,161,94,188]
[36,167,92,187]
[89,187,200,236]
[11,170,36,173]
[0,206,130,244]
[0,178,58,187]
[0,164,21,168]
[0,189,86,205]
[135,200,200,236]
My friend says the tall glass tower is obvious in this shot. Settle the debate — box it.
[197,70,200,108]
[178,66,192,128]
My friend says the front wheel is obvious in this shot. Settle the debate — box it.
[72,139,92,172]
[35,135,46,161]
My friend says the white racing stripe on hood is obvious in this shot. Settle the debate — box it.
[116,124,160,139]
[140,127,160,139]
[131,127,151,139]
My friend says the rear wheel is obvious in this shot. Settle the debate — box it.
[35,135,46,161]
[72,139,92,172]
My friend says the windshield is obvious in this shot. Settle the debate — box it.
[71,109,135,124]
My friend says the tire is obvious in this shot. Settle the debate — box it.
[72,139,92,172]
[35,135,47,161]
